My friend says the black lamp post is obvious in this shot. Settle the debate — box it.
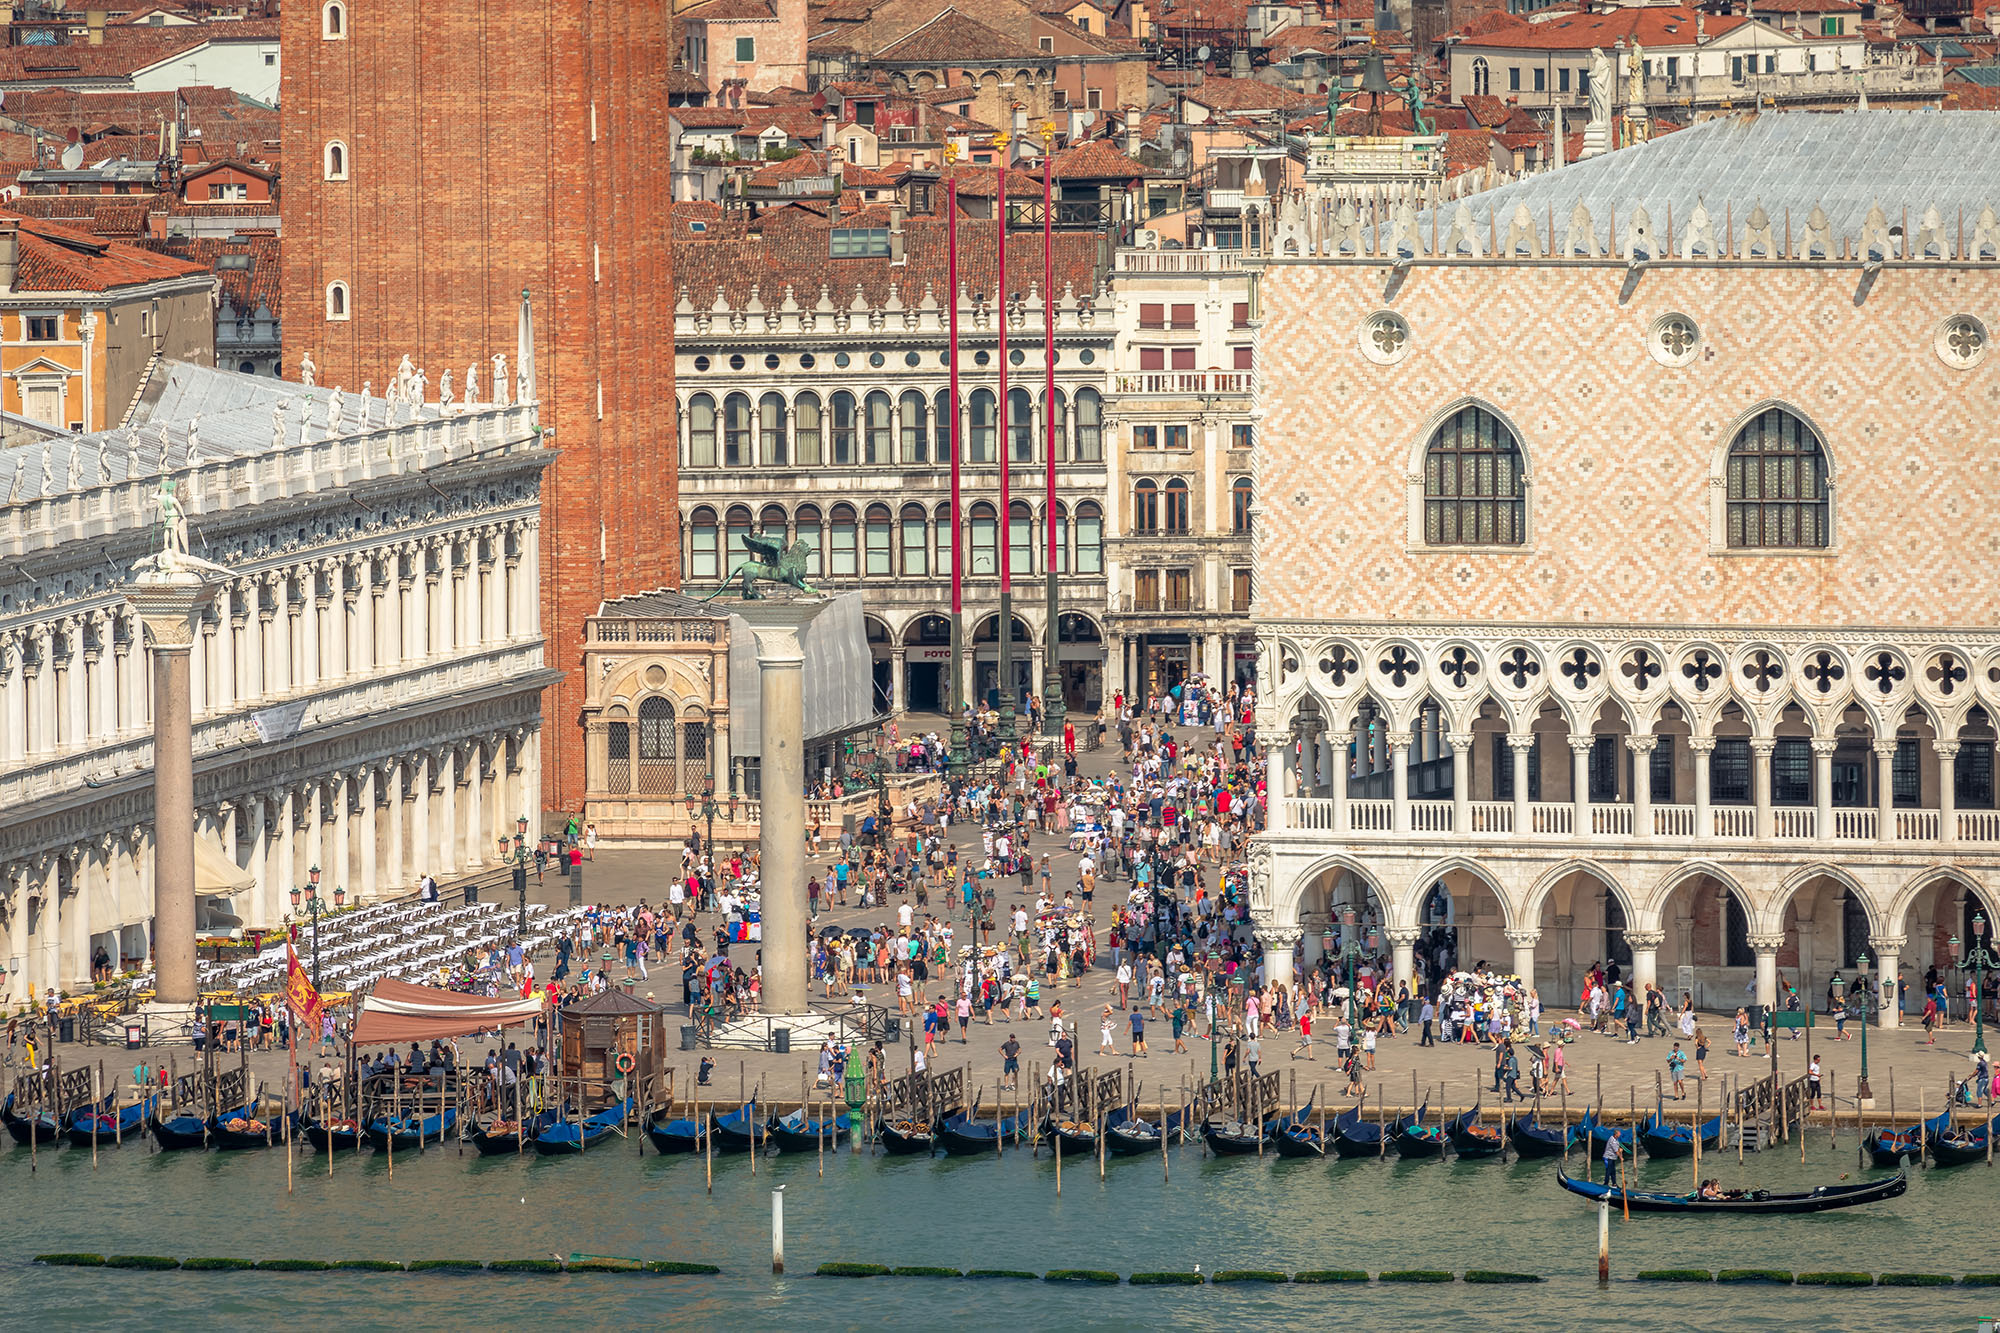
[1337,905,1378,1031]
[512,814,531,933]
[1850,952,1871,1101]
[288,864,342,993]
[1952,911,1997,1058]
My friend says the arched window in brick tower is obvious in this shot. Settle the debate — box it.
[1423,404,1524,546]
[324,141,347,181]
[1726,406,1830,549]
[322,0,346,39]
[324,281,349,321]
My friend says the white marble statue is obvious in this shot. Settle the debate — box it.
[153,478,189,569]
[1590,46,1612,122]
[272,400,286,451]
[439,369,454,413]
[299,350,317,389]
[328,386,346,434]
[492,355,508,408]
[464,363,478,409]
[396,354,415,401]
[411,368,428,406]
[1627,41,1646,107]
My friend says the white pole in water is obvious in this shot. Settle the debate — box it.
[772,1186,785,1274]
[1597,1196,1610,1282]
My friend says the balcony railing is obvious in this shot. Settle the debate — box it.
[1115,248,1247,274]
[1279,797,2000,847]
[1111,370,1254,396]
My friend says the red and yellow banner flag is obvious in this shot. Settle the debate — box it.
[285,944,324,1032]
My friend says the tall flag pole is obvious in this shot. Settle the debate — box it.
[945,147,967,777]
[994,129,1016,744]
[1040,124,1064,742]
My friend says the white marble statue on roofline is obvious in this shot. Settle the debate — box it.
[1590,47,1611,124]
[135,476,230,582]
[299,349,317,389]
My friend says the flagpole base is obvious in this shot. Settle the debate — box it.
[137,1000,202,1045]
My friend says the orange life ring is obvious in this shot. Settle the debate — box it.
[614,1052,636,1075]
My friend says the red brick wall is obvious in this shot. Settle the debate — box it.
[280,0,680,814]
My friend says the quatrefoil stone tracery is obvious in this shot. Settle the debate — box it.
[1559,648,1601,691]
[1928,653,1967,697]
[1681,650,1723,693]
[1378,645,1420,688]
[1865,652,1906,696]
[1620,649,1662,690]
[1499,647,1540,690]
[1803,651,1844,695]
[1320,645,1359,687]
[1742,650,1784,693]
[1440,646,1480,689]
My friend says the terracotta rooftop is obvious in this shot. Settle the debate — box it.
[1454,5,1754,50]
[682,0,779,17]
[674,210,1104,307]
[146,232,278,316]
[0,21,277,84]
[875,8,1046,60]
[5,193,156,238]
[4,211,212,293]
[1046,137,1157,179]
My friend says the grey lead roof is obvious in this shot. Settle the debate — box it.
[1417,109,2000,249]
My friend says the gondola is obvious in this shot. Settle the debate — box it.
[1201,1101,1310,1157]
[468,1110,555,1156]
[1867,1110,1952,1168]
[147,1108,211,1151]
[1331,1105,1387,1158]
[1391,1104,1447,1158]
[300,1117,365,1152]
[1445,1106,1506,1160]
[877,1116,936,1155]
[644,1113,709,1155]
[1580,1112,1632,1156]
[1928,1125,1992,1168]
[1274,1121,1329,1158]
[710,1101,766,1153]
[1637,1112,1723,1160]
[63,1094,158,1148]
[209,1103,276,1150]
[532,1100,629,1156]
[2,1094,64,1148]
[937,1112,1020,1156]
[1558,1168,1908,1214]
[1505,1113,1573,1160]
[1047,1106,1130,1157]
[768,1108,850,1153]
[1107,1108,1185,1156]
[360,1106,458,1153]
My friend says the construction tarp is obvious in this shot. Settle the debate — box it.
[350,978,543,1044]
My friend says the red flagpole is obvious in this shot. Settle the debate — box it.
[995,133,1015,742]
[1042,141,1060,741]
[946,170,966,774]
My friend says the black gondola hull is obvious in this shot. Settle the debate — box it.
[645,1121,708,1155]
[877,1122,935,1155]
[148,1114,209,1151]
[1273,1127,1328,1159]
[1929,1134,1991,1168]
[769,1120,849,1153]
[1506,1116,1571,1159]
[1559,1169,1909,1213]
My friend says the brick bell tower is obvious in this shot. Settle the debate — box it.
[281,0,680,817]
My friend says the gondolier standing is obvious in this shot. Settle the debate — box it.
[1601,1124,1624,1186]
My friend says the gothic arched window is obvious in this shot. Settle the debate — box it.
[1726,407,1829,549]
[1423,404,1524,546]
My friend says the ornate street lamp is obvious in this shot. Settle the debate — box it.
[1952,911,1997,1058]
[1855,950,1872,1100]
[295,864,326,992]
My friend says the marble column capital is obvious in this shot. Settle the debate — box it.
[1623,930,1666,950]
[1747,933,1789,953]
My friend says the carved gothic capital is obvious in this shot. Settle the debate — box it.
[1866,935,1908,955]
[1256,926,1303,949]
[1810,739,1839,756]
[1383,928,1422,947]
[1623,735,1659,755]
[1502,929,1542,949]
[1385,730,1413,749]
[1873,741,1901,759]
[1623,930,1666,951]
[1447,732,1476,752]
[1687,736,1718,754]
[1935,740,1963,760]
[1746,933,1789,953]
[1566,734,1595,753]
[1506,733,1537,752]
[1748,738,1777,756]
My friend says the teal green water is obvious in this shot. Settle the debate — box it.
[3,1131,1994,1330]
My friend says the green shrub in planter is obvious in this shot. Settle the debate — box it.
[255,1260,333,1272]
[1129,1272,1205,1286]
[489,1260,563,1274]
[1378,1270,1453,1283]
[34,1255,105,1267]
[1211,1271,1288,1284]
[891,1266,961,1278]
[405,1260,484,1272]
[1635,1270,1713,1282]
[1877,1273,1953,1287]
[1464,1271,1541,1284]
[646,1261,722,1275]
[1795,1272,1872,1286]
[181,1258,254,1271]
[1717,1270,1792,1284]
[332,1260,406,1272]
[816,1262,890,1277]
[1044,1270,1120,1283]
[105,1256,180,1270]
[964,1269,1037,1279]
[1292,1270,1368,1284]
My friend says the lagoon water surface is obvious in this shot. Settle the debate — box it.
[3,1127,1993,1330]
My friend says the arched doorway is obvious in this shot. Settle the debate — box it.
[972,612,1034,711]
[864,615,893,714]
[1057,612,1104,713]
[1530,865,1637,1006]
[1652,867,1767,1013]
[1293,861,1393,1000]
[901,615,952,712]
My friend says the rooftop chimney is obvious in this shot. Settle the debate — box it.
[1121,104,1141,155]
[86,9,105,44]
[889,204,906,262]
[0,218,19,293]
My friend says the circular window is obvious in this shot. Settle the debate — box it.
[1357,310,1410,366]
[869,351,885,368]
[692,355,711,372]
[835,352,852,369]
[1079,348,1095,365]
[974,350,991,367]
[799,353,816,370]
[764,353,780,371]
[1009,348,1025,366]
[1648,313,1700,368]
[939,351,950,365]
[728,353,746,371]
[904,351,921,368]
[1936,314,1988,370]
